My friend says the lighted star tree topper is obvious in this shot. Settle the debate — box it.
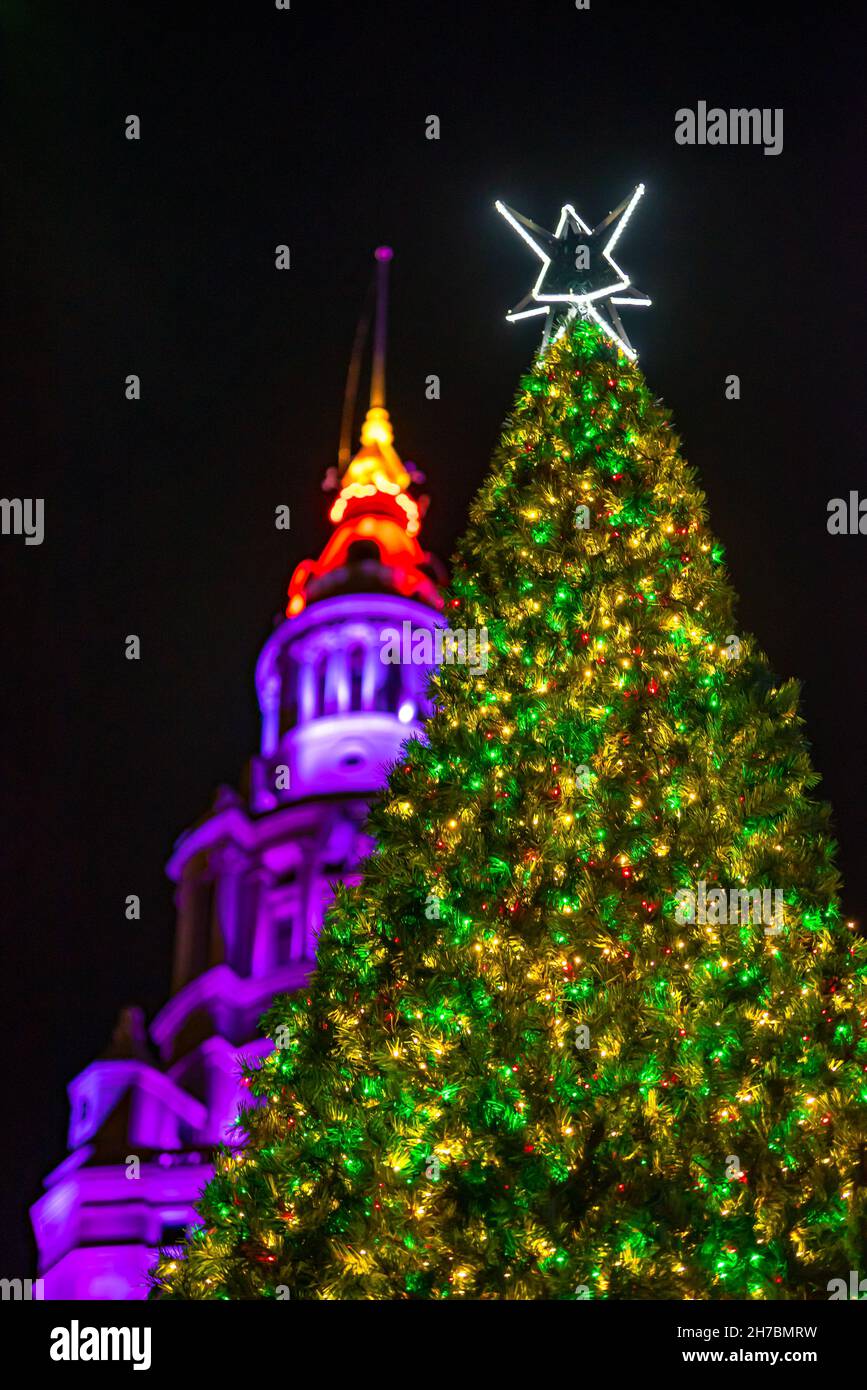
[495,184,650,358]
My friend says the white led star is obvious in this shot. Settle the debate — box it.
[495,184,650,359]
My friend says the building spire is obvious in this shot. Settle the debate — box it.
[338,248,410,493]
[369,245,391,411]
[284,247,444,618]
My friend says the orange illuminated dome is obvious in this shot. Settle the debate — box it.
[286,250,444,616]
[286,403,444,614]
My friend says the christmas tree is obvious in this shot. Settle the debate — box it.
[152,194,866,1301]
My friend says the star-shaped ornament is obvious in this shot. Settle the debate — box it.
[495,184,650,359]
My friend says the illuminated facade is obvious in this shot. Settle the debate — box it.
[31,254,445,1298]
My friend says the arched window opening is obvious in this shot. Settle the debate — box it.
[348,644,366,710]
[279,658,298,734]
[273,912,297,966]
[374,660,403,713]
[315,652,330,718]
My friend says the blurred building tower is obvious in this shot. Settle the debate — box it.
[31,250,445,1298]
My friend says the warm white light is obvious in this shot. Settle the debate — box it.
[495,185,650,359]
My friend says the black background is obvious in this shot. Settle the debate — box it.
[1,0,864,1280]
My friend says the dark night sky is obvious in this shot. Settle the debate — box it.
[1,1,864,1276]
